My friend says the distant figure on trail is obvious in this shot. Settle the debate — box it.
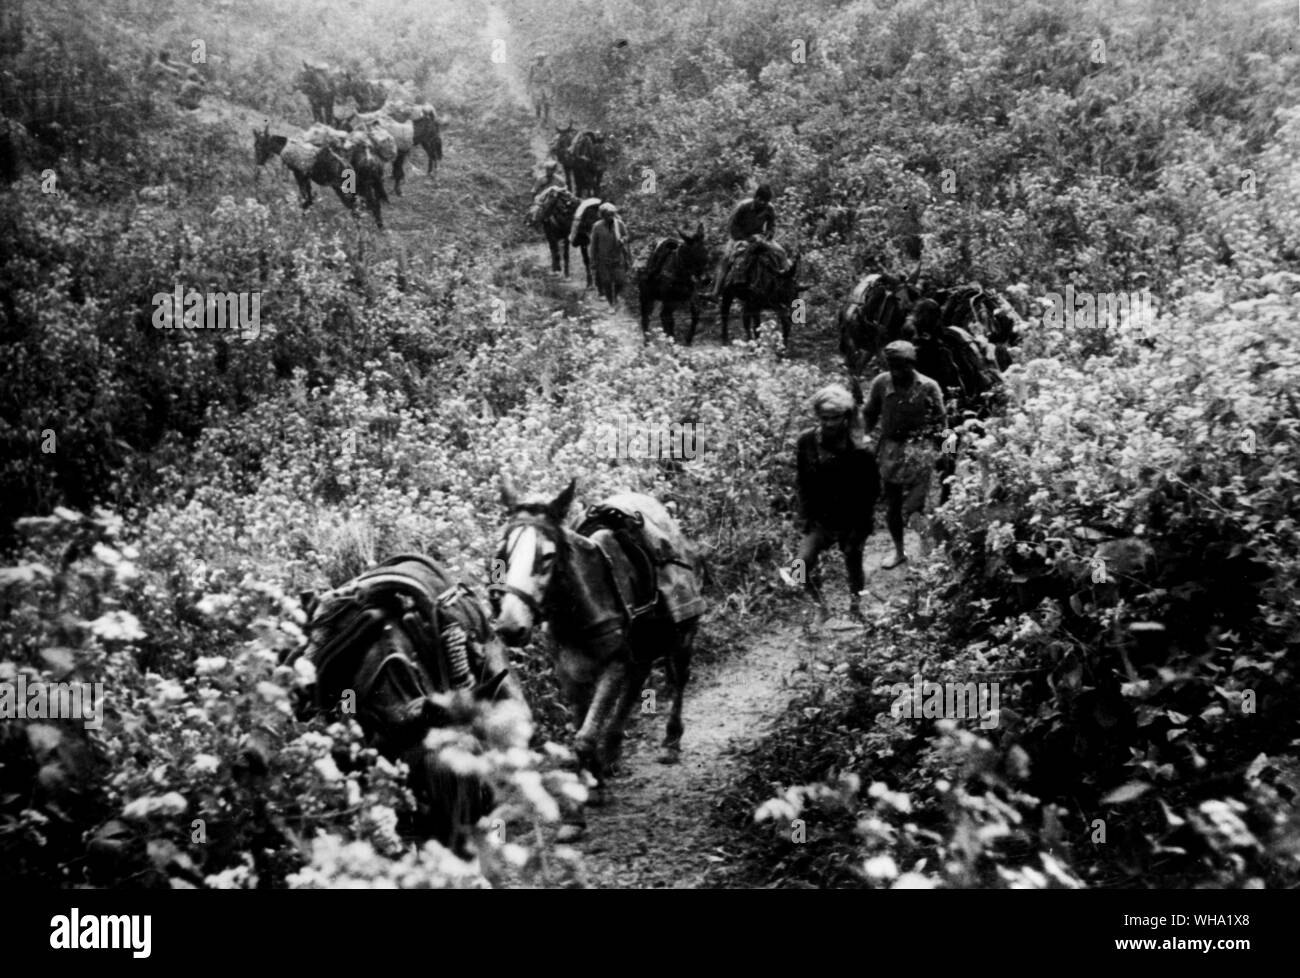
[177,66,206,110]
[589,202,631,308]
[790,383,880,621]
[149,50,182,86]
[862,340,947,570]
[527,52,555,124]
[704,184,789,300]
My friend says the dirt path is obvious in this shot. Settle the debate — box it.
[476,4,933,889]
[569,530,923,888]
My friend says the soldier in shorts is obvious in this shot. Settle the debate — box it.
[863,340,946,569]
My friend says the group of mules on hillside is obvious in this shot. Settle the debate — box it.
[252,62,443,228]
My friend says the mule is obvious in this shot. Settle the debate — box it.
[550,122,577,192]
[253,124,387,228]
[568,130,608,199]
[295,61,340,126]
[525,184,589,280]
[339,108,442,195]
[719,251,804,349]
[637,224,709,343]
[838,272,920,374]
[489,478,703,797]
[288,554,530,857]
[342,73,389,113]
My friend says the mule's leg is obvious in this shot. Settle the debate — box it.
[719,294,731,344]
[660,299,675,340]
[685,297,700,346]
[601,658,654,769]
[391,153,404,196]
[663,624,696,759]
[573,659,633,785]
[581,245,592,290]
[296,174,314,209]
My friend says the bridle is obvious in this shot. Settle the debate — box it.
[487,515,564,622]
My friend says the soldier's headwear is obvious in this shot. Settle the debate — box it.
[754,184,773,202]
[884,340,917,364]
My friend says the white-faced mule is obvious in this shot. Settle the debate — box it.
[490,477,707,801]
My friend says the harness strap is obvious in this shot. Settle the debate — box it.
[488,581,546,619]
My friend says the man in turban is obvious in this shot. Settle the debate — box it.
[863,340,946,569]
[589,202,630,307]
[788,382,880,620]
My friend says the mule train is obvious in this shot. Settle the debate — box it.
[266,62,443,226]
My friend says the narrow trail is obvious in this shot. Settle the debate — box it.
[481,5,928,888]
[159,0,925,884]
[200,12,926,887]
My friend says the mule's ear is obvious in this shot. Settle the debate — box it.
[548,478,577,522]
[500,471,520,510]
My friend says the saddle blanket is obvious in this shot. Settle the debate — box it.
[578,492,707,624]
[570,198,602,245]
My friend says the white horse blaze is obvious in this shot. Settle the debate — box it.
[497,526,555,633]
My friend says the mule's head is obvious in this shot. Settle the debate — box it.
[252,124,285,166]
[490,475,577,647]
[677,222,709,280]
[550,123,574,156]
[779,254,806,299]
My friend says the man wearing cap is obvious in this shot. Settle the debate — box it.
[589,202,631,307]
[527,52,554,124]
[863,340,946,569]
[789,383,880,620]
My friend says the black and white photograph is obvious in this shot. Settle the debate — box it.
[0,0,1296,945]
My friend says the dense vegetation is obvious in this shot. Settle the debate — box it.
[2,0,1298,887]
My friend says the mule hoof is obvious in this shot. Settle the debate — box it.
[657,748,681,765]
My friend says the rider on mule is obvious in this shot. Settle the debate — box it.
[704,184,789,300]
[792,384,880,621]
[862,340,947,570]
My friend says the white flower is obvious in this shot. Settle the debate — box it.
[89,611,145,643]
[194,656,229,676]
[314,756,344,783]
[190,754,220,774]
[863,854,899,882]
